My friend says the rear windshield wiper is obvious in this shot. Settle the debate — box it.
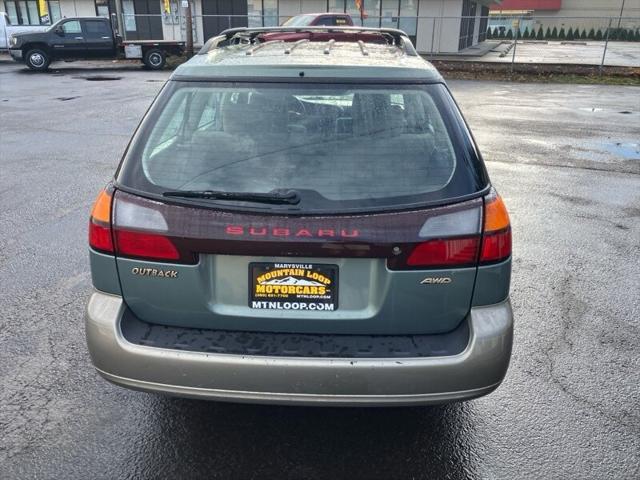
[162,189,301,205]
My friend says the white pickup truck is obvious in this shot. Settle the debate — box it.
[0,12,48,51]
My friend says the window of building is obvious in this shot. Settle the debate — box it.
[327,0,345,13]
[459,0,477,50]
[380,0,398,29]
[263,0,277,26]
[3,0,60,25]
[245,0,278,27]
[122,0,136,31]
[4,1,19,24]
[95,0,111,18]
[49,0,60,22]
[478,5,489,42]
[247,0,263,27]
[399,0,418,37]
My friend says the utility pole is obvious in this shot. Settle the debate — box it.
[184,0,194,57]
[617,0,626,29]
[114,0,124,40]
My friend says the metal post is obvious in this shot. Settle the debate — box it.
[430,17,436,54]
[114,0,125,41]
[617,0,626,29]
[228,15,232,29]
[184,1,194,57]
[600,18,612,74]
[511,17,520,73]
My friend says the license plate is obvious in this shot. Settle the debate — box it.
[249,262,338,311]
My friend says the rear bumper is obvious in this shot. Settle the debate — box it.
[85,291,513,406]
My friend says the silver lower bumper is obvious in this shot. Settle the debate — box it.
[85,291,513,406]
[9,49,22,60]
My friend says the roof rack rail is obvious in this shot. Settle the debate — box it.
[198,26,418,57]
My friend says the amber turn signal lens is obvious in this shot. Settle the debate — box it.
[484,192,510,232]
[480,189,511,264]
[90,189,112,224]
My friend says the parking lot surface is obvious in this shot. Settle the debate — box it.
[1,59,639,479]
[447,40,640,67]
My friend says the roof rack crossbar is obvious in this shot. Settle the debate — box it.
[246,39,283,55]
[284,38,309,55]
[323,39,336,55]
[357,40,369,56]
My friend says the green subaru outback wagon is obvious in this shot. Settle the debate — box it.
[85,26,513,406]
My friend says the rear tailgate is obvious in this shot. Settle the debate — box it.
[112,190,482,335]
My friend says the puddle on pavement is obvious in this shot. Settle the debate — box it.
[72,75,122,81]
[599,142,640,160]
[579,141,640,162]
[578,107,636,114]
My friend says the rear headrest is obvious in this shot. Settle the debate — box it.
[352,93,403,138]
[222,101,260,134]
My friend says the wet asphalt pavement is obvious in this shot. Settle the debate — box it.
[0,58,639,479]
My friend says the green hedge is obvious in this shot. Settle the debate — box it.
[485,25,640,42]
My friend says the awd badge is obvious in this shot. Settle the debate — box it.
[420,277,452,285]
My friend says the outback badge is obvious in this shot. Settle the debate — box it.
[421,277,452,285]
[131,267,178,278]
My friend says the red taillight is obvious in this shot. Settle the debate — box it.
[89,189,114,253]
[480,190,511,264]
[480,228,511,262]
[114,230,180,261]
[89,189,184,262]
[406,237,480,267]
[89,221,114,252]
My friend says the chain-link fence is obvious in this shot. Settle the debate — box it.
[116,12,640,68]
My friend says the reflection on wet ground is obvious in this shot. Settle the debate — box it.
[129,398,482,479]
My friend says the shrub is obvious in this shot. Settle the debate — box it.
[635,29,640,41]
[595,29,603,40]
[587,28,595,39]
[530,27,537,39]
[608,28,618,40]
[537,27,544,40]
[523,27,530,38]
[566,27,574,40]
[619,29,628,41]
[506,29,513,39]
[486,27,492,39]
[558,27,566,39]
[580,29,587,40]
[551,26,558,38]
[498,28,505,38]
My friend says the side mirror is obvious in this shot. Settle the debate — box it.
[54,26,64,35]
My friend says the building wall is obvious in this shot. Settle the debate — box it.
[0,0,502,51]
[535,0,640,30]
[493,0,639,17]
[0,0,96,19]
[59,0,97,17]
[416,0,464,53]
[492,0,640,33]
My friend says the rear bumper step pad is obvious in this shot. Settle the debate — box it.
[85,290,513,405]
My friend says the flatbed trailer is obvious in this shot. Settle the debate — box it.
[119,40,186,69]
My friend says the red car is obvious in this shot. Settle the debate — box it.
[260,13,386,44]
[282,13,354,27]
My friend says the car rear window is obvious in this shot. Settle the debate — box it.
[117,81,487,213]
